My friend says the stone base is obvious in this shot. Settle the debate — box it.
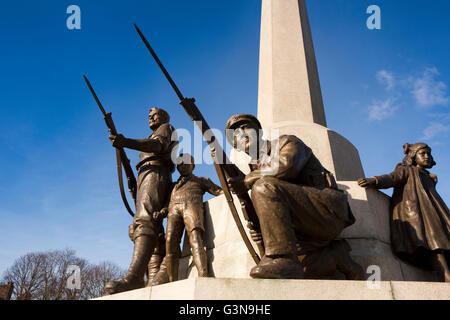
[178,181,438,282]
[94,277,450,300]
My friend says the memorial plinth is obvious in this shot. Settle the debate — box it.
[178,189,438,282]
[95,277,450,300]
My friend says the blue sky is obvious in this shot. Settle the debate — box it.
[0,0,449,274]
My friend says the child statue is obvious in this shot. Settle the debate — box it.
[358,142,450,282]
[165,153,223,281]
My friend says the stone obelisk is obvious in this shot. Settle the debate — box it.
[258,0,326,127]
[257,0,364,181]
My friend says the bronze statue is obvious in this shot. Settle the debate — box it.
[128,220,167,285]
[358,142,450,282]
[135,25,265,265]
[104,107,178,294]
[165,153,222,281]
[226,114,364,280]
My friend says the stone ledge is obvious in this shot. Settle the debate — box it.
[93,278,450,300]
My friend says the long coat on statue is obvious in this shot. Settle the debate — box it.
[373,164,450,269]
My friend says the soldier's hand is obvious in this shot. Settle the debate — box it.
[109,133,125,148]
[210,148,217,160]
[227,176,247,195]
[357,177,376,188]
[249,229,263,243]
[153,208,168,222]
[244,172,261,190]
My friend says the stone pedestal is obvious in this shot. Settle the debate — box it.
[178,183,438,282]
[94,277,450,300]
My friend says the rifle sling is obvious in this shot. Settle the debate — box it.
[116,149,135,217]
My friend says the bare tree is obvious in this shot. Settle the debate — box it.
[81,261,125,299]
[1,249,125,300]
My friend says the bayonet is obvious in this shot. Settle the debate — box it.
[134,24,264,263]
[84,75,137,217]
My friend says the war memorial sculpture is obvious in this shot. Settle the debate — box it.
[165,153,223,282]
[359,143,450,282]
[84,0,449,299]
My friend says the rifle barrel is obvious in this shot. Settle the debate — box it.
[134,25,263,263]
[83,76,107,116]
[134,24,185,101]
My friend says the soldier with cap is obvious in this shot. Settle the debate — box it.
[105,107,178,294]
[165,153,223,282]
[225,114,363,280]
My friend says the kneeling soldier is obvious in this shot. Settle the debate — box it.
[166,153,222,281]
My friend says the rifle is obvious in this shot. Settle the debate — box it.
[134,24,264,263]
[84,75,137,217]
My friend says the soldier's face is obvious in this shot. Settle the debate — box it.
[415,148,433,169]
[234,123,260,155]
[177,163,194,176]
[149,111,165,129]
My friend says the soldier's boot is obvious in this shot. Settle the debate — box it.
[333,240,365,280]
[147,253,163,283]
[165,253,179,282]
[104,235,155,294]
[250,254,303,279]
[192,247,208,277]
[150,256,169,286]
[337,255,365,280]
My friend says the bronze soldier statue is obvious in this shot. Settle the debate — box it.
[359,142,450,282]
[105,107,178,294]
[225,114,364,280]
[166,153,222,281]
[128,220,167,285]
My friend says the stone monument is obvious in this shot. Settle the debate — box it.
[178,0,437,283]
[98,0,449,300]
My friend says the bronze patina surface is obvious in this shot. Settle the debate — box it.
[104,108,178,294]
[165,153,222,282]
[359,143,450,282]
[226,114,364,280]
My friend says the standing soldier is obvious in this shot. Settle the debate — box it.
[165,153,223,281]
[105,107,178,294]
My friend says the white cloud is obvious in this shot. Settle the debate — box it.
[377,70,395,91]
[368,98,399,121]
[411,67,449,107]
[366,67,448,121]
[421,122,450,141]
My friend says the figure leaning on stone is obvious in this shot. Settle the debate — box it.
[225,114,364,280]
[165,153,223,282]
[105,107,178,294]
[358,142,450,282]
